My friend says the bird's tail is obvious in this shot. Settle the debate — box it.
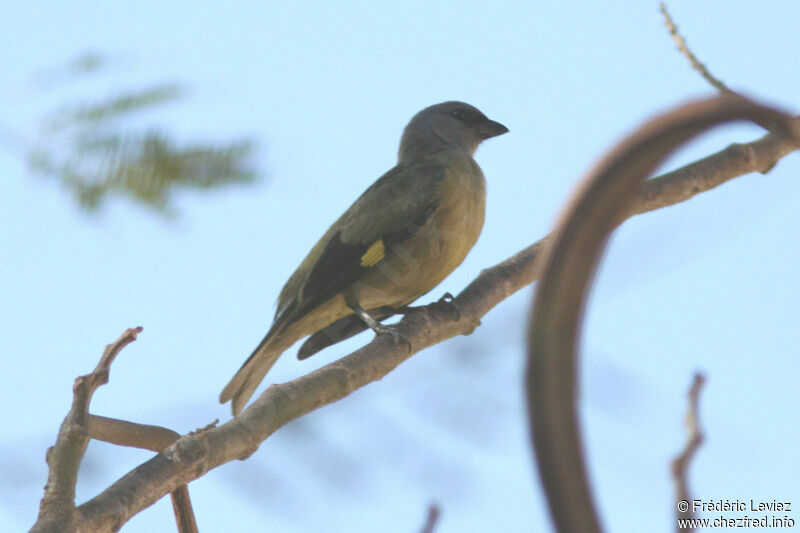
[219,336,282,416]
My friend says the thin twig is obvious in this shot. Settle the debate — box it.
[660,3,733,94]
[659,4,790,134]
[671,373,706,532]
[419,502,441,533]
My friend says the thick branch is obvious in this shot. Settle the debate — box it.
[52,98,797,532]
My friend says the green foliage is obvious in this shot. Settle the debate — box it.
[23,52,260,216]
[45,84,184,132]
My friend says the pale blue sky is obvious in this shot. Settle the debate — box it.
[2,2,799,531]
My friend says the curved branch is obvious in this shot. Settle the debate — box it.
[526,96,793,532]
[34,96,798,532]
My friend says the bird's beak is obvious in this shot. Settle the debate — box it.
[478,119,509,139]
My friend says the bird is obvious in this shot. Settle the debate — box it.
[220,101,508,415]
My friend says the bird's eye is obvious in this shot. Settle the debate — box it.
[449,109,465,121]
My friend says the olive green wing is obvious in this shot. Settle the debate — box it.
[269,160,445,338]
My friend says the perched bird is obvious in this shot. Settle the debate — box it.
[220,101,508,415]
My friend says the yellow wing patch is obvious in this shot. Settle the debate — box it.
[360,239,385,267]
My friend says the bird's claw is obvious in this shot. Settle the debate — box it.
[373,323,412,353]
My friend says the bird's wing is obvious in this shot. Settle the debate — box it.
[271,160,445,335]
[296,306,396,360]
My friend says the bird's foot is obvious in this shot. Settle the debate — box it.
[346,296,413,353]
[371,322,412,353]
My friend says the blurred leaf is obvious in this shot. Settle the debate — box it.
[32,130,257,215]
[46,84,184,132]
[32,51,109,88]
[69,51,106,75]
[18,52,261,216]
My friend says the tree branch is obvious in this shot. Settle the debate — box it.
[88,415,181,452]
[32,329,199,533]
[33,327,142,533]
[87,415,198,533]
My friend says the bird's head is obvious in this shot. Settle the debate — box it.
[398,101,508,162]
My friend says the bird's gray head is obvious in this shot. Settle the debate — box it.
[398,101,508,162]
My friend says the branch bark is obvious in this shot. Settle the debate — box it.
[33,97,799,532]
